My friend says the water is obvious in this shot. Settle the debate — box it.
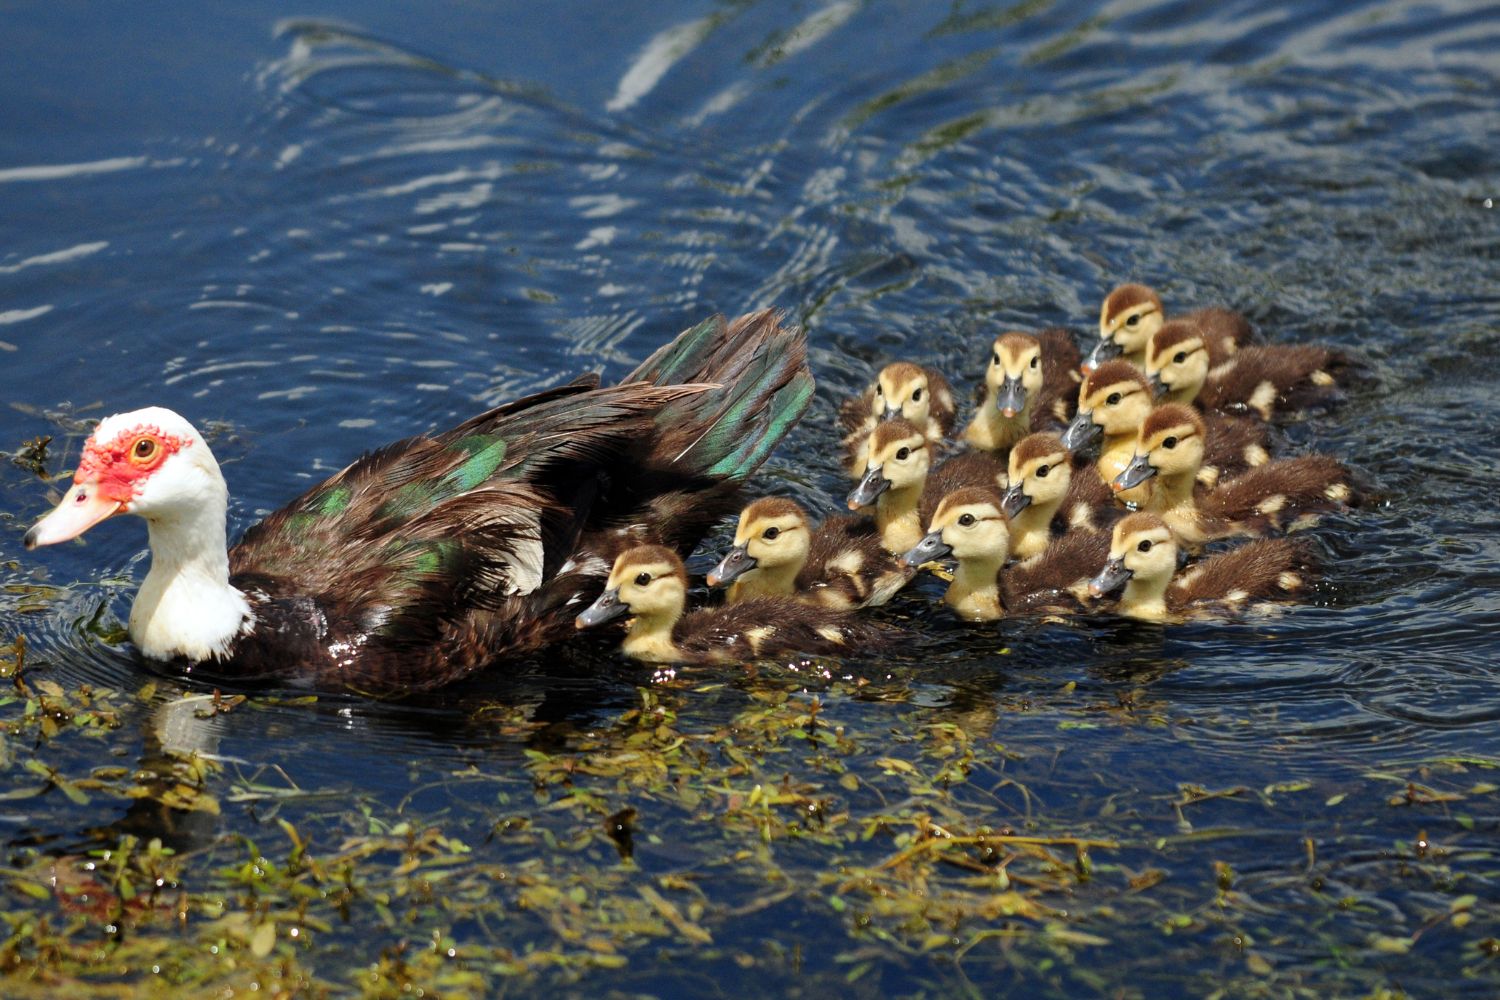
[2,1,1498,995]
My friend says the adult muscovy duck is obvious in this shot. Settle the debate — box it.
[24,309,814,696]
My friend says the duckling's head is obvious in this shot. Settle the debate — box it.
[1112,404,1206,493]
[1001,432,1073,518]
[847,419,930,510]
[1088,512,1176,597]
[1145,320,1211,399]
[1098,283,1164,356]
[707,497,812,587]
[872,362,937,425]
[1062,360,1154,453]
[903,486,1009,567]
[986,333,1044,417]
[576,545,687,628]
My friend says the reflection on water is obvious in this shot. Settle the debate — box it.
[3,0,1499,994]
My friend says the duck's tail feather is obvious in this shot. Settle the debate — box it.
[635,308,815,485]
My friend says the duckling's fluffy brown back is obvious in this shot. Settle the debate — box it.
[1201,344,1355,418]
[1199,454,1356,532]
[1168,537,1313,614]
[673,597,890,662]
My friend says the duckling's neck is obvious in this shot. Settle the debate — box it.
[1119,573,1170,622]
[622,608,684,664]
[1164,381,1202,407]
[1099,434,1151,506]
[876,484,925,554]
[945,553,1005,621]
[962,395,1031,452]
[1145,467,1198,516]
[1008,495,1060,560]
[727,560,801,603]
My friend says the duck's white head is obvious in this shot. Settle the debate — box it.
[25,407,223,549]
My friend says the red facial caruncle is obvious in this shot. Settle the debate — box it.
[76,424,192,504]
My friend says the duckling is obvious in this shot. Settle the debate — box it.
[1084,284,1255,373]
[1061,360,1270,499]
[1112,404,1354,546]
[706,497,914,610]
[962,328,1082,453]
[1087,512,1311,622]
[1146,324,1353,419]
[846,419,1006,554]
[900,487,1108,621]
[576,545,883,665]
[999,432,1122,559]
[839,362,957,477]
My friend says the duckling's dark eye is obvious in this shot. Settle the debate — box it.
[762,526,780,540]
[1173,351,1187,364]
[1036,464,1050,478]
[1106,392,1122,406]
[958,513,975,527]
[634,572,651,586]
[991,352,1001,366]
[911,387,923,402]
[1163,436,1178,449]
[1030,356,1039,369]
[875,384,883,395]
[1126,315,1140,327]
[896,447,911,461]
[1137,539,1152,552]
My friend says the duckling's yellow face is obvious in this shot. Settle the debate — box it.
[734,507,811,570]
[865,428,930,492]
[987,335,1044,413]
[1080,374,1153,437]
[608,553,687,620]
[1100,286,1164,354]
[1147,333,1210,397]
[1137,413,1205,479]
[875,363,933,425]
[1110,518,1177,584]
[1008,443,1072,508]
[930,494,1009,562]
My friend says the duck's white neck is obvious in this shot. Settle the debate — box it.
[129,486,253,663]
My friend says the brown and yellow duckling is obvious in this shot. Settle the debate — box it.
[1061,359,1270,497]
[706,497,914,610]
[1112,404,1354,546]
[847,419,1007,554]
[1146,323,1353,420]
[962,329,1081,453]
[1084,284,1255,373]
[576,545,883,665]
[999,432,1122,559]
[1087,512,1311,622]
[839,361,957,477]
[900,487,1108,621]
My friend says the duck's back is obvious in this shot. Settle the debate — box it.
[674,598,887,663]
[800,513,913,609]
[920,451,1008,524]
[1201,345,1352,419]
[1184,306,1255,360]
[1167,538,1311,614]
[1035,326,1084,427]
[1197,454,1354,535]
[1003,529,1111,613]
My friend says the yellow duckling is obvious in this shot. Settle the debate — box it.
[575,545,883,665]
[839,361,957,477]
[1146,323,1352,420]
[1062,359,1270,497]
[900,487,1107,621]
[962,329,1081,453]
[706,497,913,610]
[1084,284,1255,373]
[1087,512,1311,622]
[999,432,1121,560]
[1111,404,1354,546]
[846,419,1006,554]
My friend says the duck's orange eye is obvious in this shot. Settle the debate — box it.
[130,437,159,464]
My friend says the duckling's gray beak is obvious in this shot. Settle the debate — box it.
[706,544,755,588]
[1088,556,1131,598]
[1000,482,1031,519]
[847,466,891,510]
[902,529,952,567]
[1147,371,1167,399]
[1060,411,1101,456]
[1082,338,1121,374]
[879,404,902,422]
[1112,453,1156,493]
[994,375,1026,418]
[576,587,628,629]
